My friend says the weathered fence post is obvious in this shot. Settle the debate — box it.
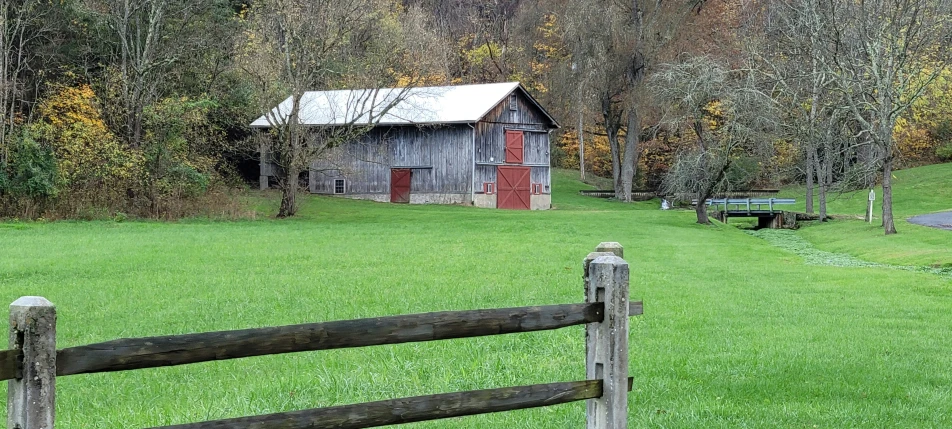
[8,296,56,429]
[585,243,628,429]
[594,242,623,259]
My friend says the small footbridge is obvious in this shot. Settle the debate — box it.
[695,198,815,228]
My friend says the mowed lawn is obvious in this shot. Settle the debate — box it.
[783,162,952,268]
[1,170,951,428]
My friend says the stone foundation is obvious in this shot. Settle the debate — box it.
[530,194,552,210]
[316,192,550,210]
[321,193,468,205]
[409,193,468,205]
[473,193,497,209]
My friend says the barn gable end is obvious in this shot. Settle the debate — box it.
[472,88,554,210]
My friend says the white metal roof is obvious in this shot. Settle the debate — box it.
[249,82,557,128]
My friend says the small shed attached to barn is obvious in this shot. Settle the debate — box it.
[251,82,560,210]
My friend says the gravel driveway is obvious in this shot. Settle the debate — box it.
[908,211,952,230]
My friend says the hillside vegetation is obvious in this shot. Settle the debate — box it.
[4,1,952,227]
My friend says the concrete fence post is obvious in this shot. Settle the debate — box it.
[585,244,629,429]
[8,296,56,429]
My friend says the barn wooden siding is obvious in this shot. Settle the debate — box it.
[473,91,552,194]
[303,86,554,207]
[310,125,474,198]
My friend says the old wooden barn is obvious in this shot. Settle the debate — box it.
[251,82,560,210]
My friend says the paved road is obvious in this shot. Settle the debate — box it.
[908,211,952,231]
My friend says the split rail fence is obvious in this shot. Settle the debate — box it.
[3,242,641,429]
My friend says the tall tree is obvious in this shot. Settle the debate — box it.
[242,0,445,217]
[1,0,66,164]
[822,0,952,234]
[756,0,841,220]
[651,55,778,224]
[87,0,226,148]
[561,0,705,201]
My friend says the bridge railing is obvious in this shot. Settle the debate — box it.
[691,198,796,213]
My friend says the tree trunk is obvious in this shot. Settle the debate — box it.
[881,154,896,234]
[605,123,621,195]
[610,138,621,192]
[695,190,709,224]
[814,146,827,221]
[277,167,299,218]
[619,108,640,203]
[578,112,585,181]
[601,94,622,195]
[805,146,815,214]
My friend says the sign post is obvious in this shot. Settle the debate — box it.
[867,189,876,223]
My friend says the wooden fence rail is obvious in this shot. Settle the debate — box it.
[149,379,633,429]
[5,243,638,429]
[55,303,603,377]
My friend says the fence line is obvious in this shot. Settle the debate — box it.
[5,242,637,429]
[148,379,634,429]
[54,303,602,377]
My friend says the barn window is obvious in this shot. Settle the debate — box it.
[483,182,496,194]
[334,179,346,194]
[532,183,543,195]
[509,94,517,111]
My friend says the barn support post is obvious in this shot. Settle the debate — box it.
[8,296,56,429]
[585,244,629,429]
[259,142,269,191]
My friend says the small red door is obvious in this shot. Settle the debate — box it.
[497,166,531,210]
[390,169,411,203]
[504,130,524,164]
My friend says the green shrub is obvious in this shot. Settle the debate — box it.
[933,120,952,161]
[936,143,952,161]
[0,131,60,200]
[161,162,210,198]
[725,155,760,189]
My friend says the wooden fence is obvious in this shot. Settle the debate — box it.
[3,243,641,429]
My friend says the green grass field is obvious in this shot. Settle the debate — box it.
[780,162,952,267]
[1,168,951,428]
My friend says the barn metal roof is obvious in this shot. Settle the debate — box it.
[249,82,558,128]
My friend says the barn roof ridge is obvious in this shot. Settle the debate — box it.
[250,81,559,128]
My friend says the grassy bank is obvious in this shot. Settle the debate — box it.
[779,162,952,267]
[1,169,950,428]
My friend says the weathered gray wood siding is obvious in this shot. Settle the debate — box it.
[523,131,549,165]
[473,90,552,194]
[258,145,278,176]
[310,125,474,196]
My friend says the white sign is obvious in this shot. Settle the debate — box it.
[868,190,876,201]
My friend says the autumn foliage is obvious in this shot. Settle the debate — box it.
[32,85,140,191]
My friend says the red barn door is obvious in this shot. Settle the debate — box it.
[496,166,531,210]
[390,169,411,203]
[504,130,524,164]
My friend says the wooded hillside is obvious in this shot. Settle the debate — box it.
[2,0,950,233]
